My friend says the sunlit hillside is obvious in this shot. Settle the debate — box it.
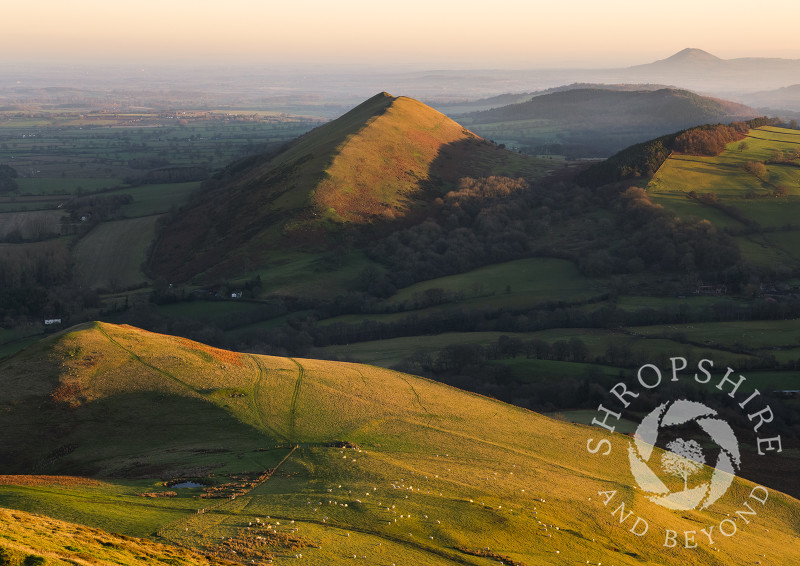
[0,323,798,565]
[150,93,547,282]
[647,126,800,267]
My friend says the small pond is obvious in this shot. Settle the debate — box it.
[171,481,204,489]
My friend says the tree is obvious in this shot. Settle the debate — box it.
[738,141,748,152]
[0,164,17,193]
[744,161,768,182]
[661,439,705,491]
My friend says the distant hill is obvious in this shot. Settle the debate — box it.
[740,84,800,112]
[465,87,755,127]
[1,322,799,565]
[432,91,538,114]
[620,48,800,92]
[150,92,544,283]
[640,47,724,68]
[457,87,758,157]
[433,83,673,114]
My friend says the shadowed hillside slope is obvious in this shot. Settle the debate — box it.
[0,323,798,565]
[150,93,544,283]
[464,88,756,129]
[455,88,759,157]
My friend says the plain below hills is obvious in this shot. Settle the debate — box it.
[0,322,799,565]
[457,87,758,157]
[150,92,548,284]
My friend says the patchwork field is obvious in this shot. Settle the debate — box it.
[647,127,800,238]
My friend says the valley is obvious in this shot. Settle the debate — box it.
[1,53,800,564]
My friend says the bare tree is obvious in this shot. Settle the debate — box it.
[661,439,705,491]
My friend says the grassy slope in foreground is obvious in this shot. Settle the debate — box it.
[0,322,798,565]
[0,507,233,566]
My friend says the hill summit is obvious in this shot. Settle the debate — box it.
[150,92,538,282]
[655,48,723,65]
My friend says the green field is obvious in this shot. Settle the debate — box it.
[16,177,124,195]
[72,216,160,290]
[322,326,756,370]
[388,257,603,308]
[647,127,800,238]
[613,294,736,311]
[497,357,624,381]
[109,182,202,217]
[318,257,606,328]
[0,480,208,538]
[632,319,800,349]
[246,250,376,299]
[324,331,514,366]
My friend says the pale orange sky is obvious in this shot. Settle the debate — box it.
[4,0,800,68]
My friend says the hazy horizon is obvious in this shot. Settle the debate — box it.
[4,0,800,71]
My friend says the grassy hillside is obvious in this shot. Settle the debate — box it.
[150,93,548,283]
[0,506,233,566]
[646,126,800,265]
[0,323,799,565]
[457,88,757,157]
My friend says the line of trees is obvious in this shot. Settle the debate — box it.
[672,123,749,156]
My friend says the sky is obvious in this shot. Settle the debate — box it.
[4,0,800,70]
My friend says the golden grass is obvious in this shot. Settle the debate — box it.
[0,476,104,488]
[314,96,478,222]
[0,506,237,566]
[2,322,800,565]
